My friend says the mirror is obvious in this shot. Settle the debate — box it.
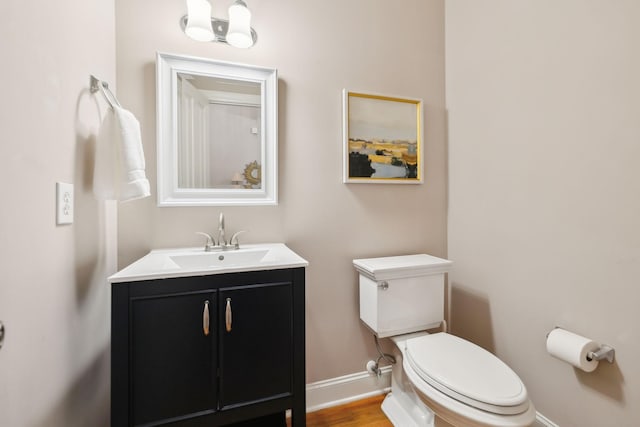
[156,52,277,206]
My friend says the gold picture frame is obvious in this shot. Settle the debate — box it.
[342,90,423,184]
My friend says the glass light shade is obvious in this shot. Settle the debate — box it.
[185,0,215,42]
[226,0,253,48]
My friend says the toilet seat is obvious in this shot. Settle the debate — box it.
[405,333,530,416]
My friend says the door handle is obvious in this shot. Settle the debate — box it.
[0,321,4,350]
[225,298,232,332]
[203,300,210,336]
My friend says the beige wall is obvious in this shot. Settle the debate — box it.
[0,0,117,426]
[115,0,447,382]
[5,1,638,425]
[447,1,640,425]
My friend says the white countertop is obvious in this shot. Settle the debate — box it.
[109,243,309,283]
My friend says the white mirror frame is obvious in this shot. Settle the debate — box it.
[156,52,278,206]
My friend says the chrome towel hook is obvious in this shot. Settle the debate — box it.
[90,75,122,109]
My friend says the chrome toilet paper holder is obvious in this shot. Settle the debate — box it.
[587,345,615,363]
[547,326,616,365]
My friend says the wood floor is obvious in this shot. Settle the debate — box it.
[289,395,392,427]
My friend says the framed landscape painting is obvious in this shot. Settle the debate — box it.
[343,90,423,184]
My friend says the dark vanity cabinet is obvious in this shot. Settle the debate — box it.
[111,268,305,427]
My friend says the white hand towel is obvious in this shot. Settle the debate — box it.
[94,106,151,202]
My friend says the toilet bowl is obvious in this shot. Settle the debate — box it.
[354,254,536,427]
[386,332,536,427]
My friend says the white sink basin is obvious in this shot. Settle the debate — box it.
[109,243,308,283]
[169,249,269,269]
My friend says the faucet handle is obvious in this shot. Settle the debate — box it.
[229,230,246,249]
[196,232,216,251]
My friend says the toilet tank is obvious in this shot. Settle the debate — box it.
[354,254,452,338]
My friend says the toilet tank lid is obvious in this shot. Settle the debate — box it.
[353,254,452,281]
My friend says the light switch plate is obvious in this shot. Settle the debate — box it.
[56,182,73,225]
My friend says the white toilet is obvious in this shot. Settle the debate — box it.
[354,254,536,427]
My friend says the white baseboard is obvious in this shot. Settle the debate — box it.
[533,412,559,427]
[305,366,392,413]
[305,367,557,427]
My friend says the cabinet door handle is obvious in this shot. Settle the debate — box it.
[0,321,5,350]
[225,298,232,332]
[203,300,210,336]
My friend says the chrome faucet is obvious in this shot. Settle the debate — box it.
[195,232,217,252]
[196,213,246,251]
[217,213,226,249]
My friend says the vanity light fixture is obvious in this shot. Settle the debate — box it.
[182,0,257,48]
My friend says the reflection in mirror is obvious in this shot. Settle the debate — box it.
[157,52,277,206]
[177,74,261,189]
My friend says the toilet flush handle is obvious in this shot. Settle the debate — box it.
[378,281,389,291]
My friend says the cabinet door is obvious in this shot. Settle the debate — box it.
[130,290,217,426]
[219,282,293,409]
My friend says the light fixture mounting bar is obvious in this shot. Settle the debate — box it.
[180,15,257,46]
